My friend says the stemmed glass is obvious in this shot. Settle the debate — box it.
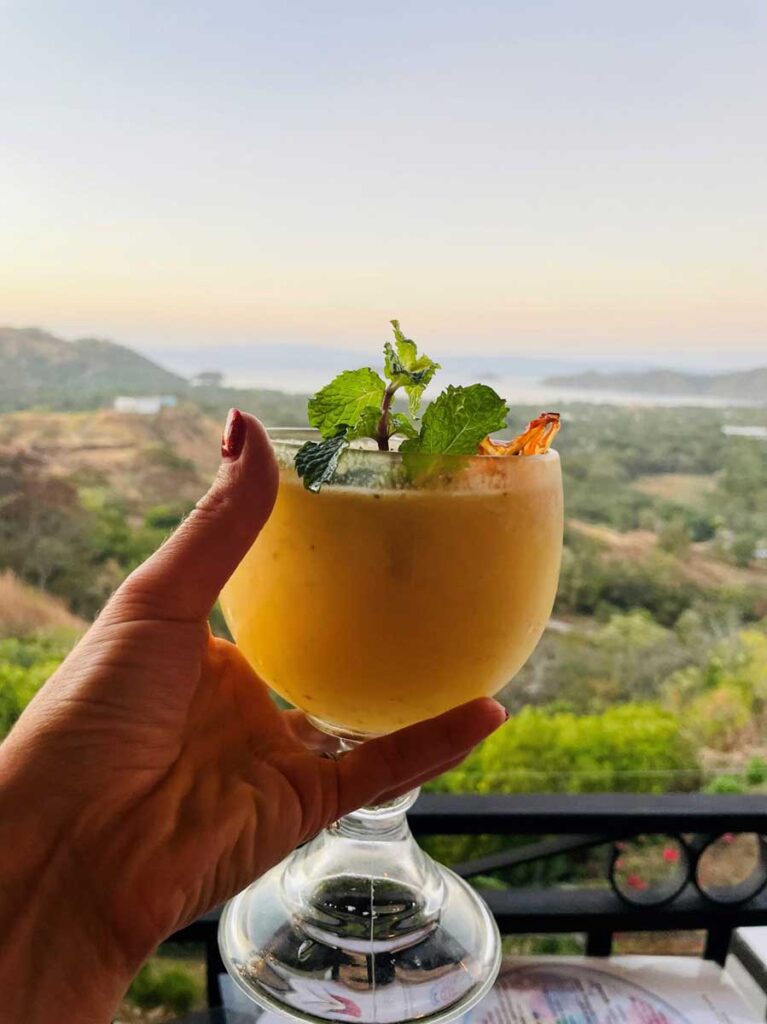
[218,429,563,1024]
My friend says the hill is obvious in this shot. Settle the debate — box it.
[0,406,222,512]
[0,327,187,407]
[0,326,309,422]
[568,520,767,590]
[543,367,767,403]
[0,570,86,637]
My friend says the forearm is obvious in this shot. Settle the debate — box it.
[0,749,138,1024]
[0,904,130,1024]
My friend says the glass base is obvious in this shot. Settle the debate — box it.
[218,791,501,1024]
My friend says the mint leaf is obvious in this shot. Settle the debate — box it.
[405,381,429,420]
[345,406,381,442]
[345,409,418,446]
[295,433,349,492]
[385,320,440,418]
[400,384,508,457]
[383,341,408,382]
[345,408,418,444]
[389,412,418,439]
[307,368,386,439]
[391,320,422,372]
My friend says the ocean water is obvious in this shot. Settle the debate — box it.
[228,368,756,409]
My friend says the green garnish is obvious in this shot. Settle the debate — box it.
[296,320,508,491]
[385,320,441,418]
[294,430,348,490]
[399,384,508,456]
[307,368,386,439]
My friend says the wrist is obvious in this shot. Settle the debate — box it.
[0,748,144,1023]
[0,909,134,1024]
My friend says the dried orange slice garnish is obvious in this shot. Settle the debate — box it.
[479,411,560,456]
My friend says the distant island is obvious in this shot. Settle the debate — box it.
[543,367,767,404]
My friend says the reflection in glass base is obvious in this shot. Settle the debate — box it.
[218,792,501,1024]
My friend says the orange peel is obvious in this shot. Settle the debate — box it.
[479,411,560,456]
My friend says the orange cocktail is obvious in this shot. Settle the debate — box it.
[221,434,562,736]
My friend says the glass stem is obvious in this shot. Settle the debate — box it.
[336,788,421,840]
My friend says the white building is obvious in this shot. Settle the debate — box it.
[113,395,178,415]
[191,371,224,387]
[722,425,767,440]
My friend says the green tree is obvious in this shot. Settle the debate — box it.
[658,518,691,557]
[127,962,201,1014]
[732,533,757,568]
[513,611,689,713]
[745,757,767,786]
[664,628,767,751]
[144,502,194,531]
[428,703,697,796]
[0,452,118,615]
[704,775,745,794]
[0,631,75,738]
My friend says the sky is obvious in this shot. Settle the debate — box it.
[1,0,766,368]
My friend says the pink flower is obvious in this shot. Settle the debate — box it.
[663,846,680,863]
[627,873,648,891]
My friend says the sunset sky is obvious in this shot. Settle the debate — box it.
[1,1,765,366]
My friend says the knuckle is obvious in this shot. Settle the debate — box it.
[193,481,231,520]
[373,735,406,789]
[102,569,159,618]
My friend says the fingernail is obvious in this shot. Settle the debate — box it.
[221,408,246,460]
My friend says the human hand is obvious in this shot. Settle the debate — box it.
[0,410,505,1023]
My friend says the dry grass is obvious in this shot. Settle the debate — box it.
[569,519,767,589]
[633,473,717,506]
[0,571,86,638]
[569,520,658,560]
[0,407,221,512]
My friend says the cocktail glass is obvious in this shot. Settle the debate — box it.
[218,429,563,1024]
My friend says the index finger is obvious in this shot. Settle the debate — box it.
[336,697,506,815]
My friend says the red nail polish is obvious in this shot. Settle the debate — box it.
[221,408,246,460]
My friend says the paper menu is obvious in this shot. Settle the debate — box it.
[223,955,760,1024]
[465,957,758,1024]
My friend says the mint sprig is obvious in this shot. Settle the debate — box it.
[400,384,508,456]
[294,321,508,491]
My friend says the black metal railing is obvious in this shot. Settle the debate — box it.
[168,793,767,1008]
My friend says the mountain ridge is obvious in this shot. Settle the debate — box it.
[0,326,188,397]
[0,326,309,423]
[543,367,767,403]
[4,325,766,408]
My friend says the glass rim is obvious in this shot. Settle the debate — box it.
[265,426,560,463]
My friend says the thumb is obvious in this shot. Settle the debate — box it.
[116,410,279,621]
